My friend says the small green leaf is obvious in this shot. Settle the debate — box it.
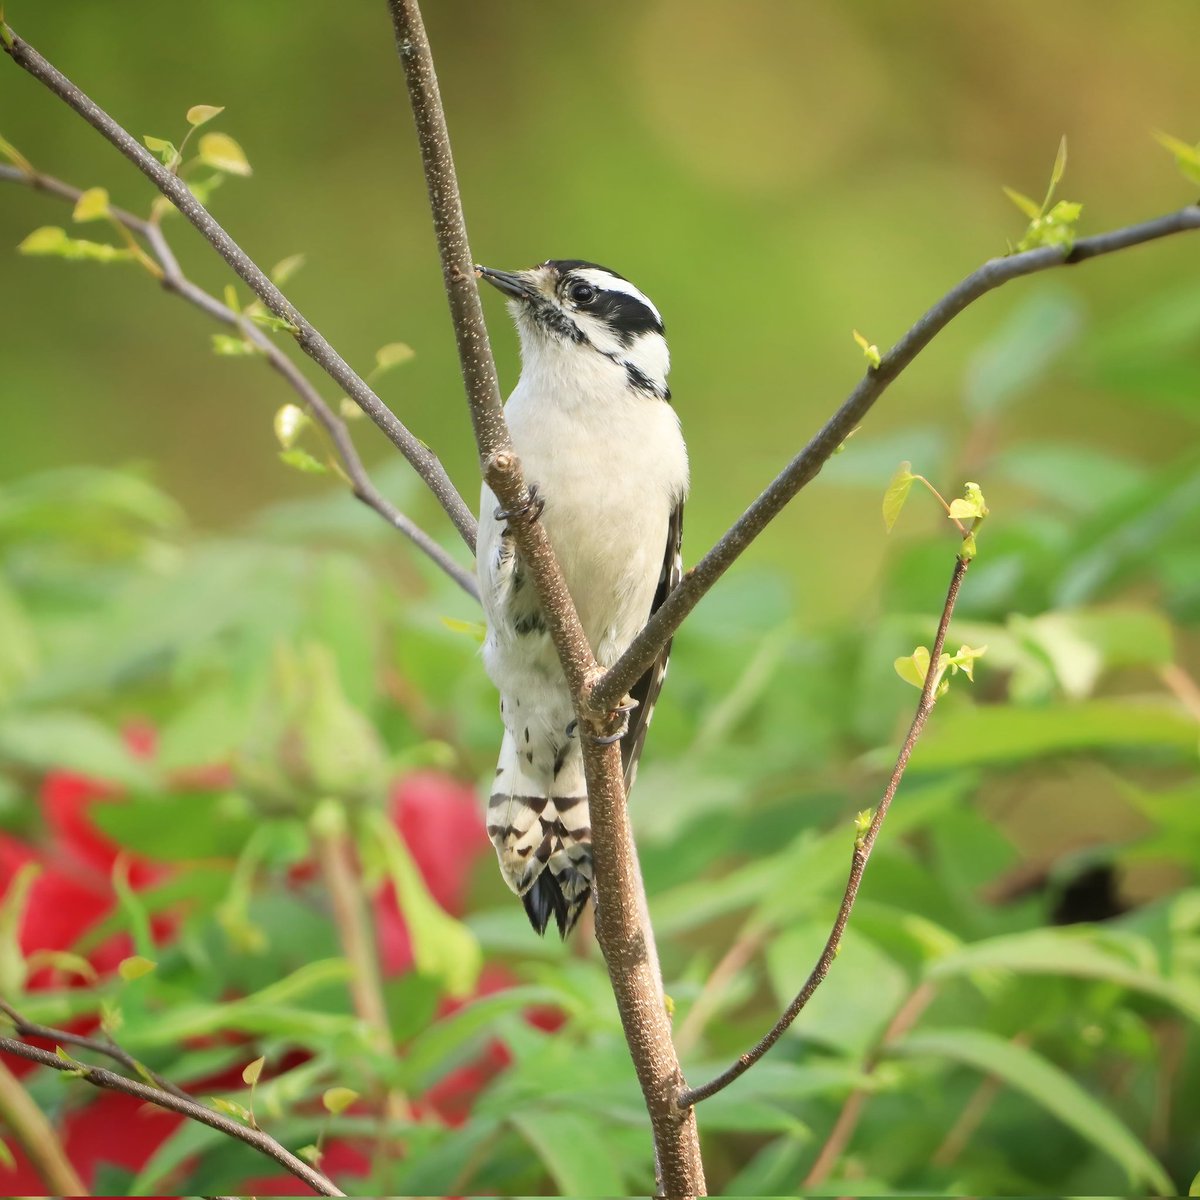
[100,999,123,1036]
[17,226,130,264]
[55,1045,81,1067]
[1153,129,1200,164]
[241,1055,265,1086]
[211,333,256,357]
[375,341,416,371]
[72,186,110,223]
[1002,186,1041,220]
[18,225,67,255]
[1188,1168,1199,1197]
[197,131,252,176]
[322,1085,358,1115]
[882,461,915,531]
[894,645,931,689]
[186,104,225,127]
[960,531,978,560]
[338,397,364,420]
[142,135,179,166]
[249,311,299,334]
[270,253,306,285]
[117,955,157,981]
[299,1144,323,1166]
[852,328,881,369]
[0,863,39,994]
[948,481,989,522]
[1046,199,1082,224]
[1152,130,1200,185]
[278,448,328,475]
[273,404,311,449]
[947,643,988,682]
[210,1096,252,1122]
[0,133,33,175]
[1049,134,1068,189]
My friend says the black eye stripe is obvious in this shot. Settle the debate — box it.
[591,289,664,346]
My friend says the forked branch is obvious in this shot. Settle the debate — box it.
[1,22,479,555]
[0,1023,343,1196]
[678,554,970,1107]
[590,204,1200,714]
[0,162,478,600]
[385,2,704,1194]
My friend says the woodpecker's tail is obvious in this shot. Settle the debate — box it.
[487,729,591,936]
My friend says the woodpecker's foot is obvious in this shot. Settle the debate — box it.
[494,482,544,528]
[591,710,631,746]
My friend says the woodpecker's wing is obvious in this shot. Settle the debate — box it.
[622,500,684,791]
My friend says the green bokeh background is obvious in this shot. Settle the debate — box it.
[2,6,1200,1194]
[2,1,1198,624]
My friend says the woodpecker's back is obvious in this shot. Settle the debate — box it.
[476,260,688,935]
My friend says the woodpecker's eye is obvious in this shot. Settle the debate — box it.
[568,282,598,305]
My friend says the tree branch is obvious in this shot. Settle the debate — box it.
[679,554,969,1108]
[590,205,1200,714]
[384,3,704,1193]
[1,23,479,556]
[0,995,190,1103]
[0,162,479,601]
[0,1032,343,1197]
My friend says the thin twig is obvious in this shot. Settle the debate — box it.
[0,160,478,600]
[0,1034,343,1196]
[801,982,937,1189]
[1,25,478,554]
[0,1057,87,1196]
[679,555,969,1108]
[590,205,1200,714]
[0,995,190,1102]
[385,4,704,1193]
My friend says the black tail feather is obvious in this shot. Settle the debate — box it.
[522,874,591,938]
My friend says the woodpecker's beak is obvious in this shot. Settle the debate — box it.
[476,265,537,301]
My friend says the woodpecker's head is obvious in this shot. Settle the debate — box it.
[477,259,671,400]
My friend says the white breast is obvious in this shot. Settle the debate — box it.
[479,349,688,673]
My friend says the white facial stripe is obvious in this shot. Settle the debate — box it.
[573,268,663,329]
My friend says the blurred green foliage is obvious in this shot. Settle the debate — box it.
[1,2,1199,1195]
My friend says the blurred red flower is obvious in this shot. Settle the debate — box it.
[0,734,523,1193]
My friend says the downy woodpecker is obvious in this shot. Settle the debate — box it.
[476,260,689,936]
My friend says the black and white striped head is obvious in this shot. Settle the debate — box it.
[477,259,671,400]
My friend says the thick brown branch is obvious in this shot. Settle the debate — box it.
[1,25,478,554]
[581,735,706,1192]
[383,0,591,679]
[385,3,704,1193]
[0,162,479,600]
[591,206,1200,714]
[679,554,969,1108]
[0,1034,343,1196]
